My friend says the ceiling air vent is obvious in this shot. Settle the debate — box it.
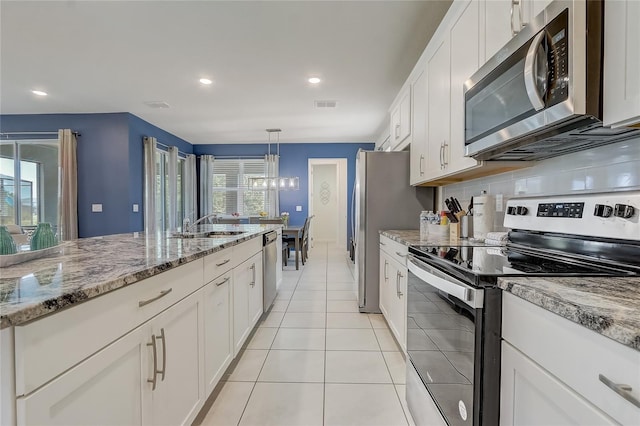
[314,100,337,109]
[144,101,170,109]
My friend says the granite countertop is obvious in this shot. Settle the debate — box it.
[380,229,490,247]
[499,276,640,352]
[0,224,278,329]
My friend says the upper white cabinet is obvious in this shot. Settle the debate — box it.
[390,87,412,149]
[409,68,428,185]
[604,0,640,128]
[426,36,451,177]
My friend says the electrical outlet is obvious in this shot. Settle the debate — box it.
[296,205,303,212]
[495,194,504,212]
[91,203,103,213]
[133,204,139,212]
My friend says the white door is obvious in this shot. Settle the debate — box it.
[308,158,347,248]
[233,258,252,355]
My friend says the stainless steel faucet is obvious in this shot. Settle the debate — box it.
[186,214,218,232]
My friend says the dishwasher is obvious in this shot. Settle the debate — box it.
[262,231,278,312]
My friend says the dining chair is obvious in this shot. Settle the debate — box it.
[301,215,314,264]
[217,218,241,224]
[282,216,308,263]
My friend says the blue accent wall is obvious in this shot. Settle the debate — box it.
[1,113,194,237]
[194,142,375,248]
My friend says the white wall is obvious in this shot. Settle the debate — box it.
[441,138,640,232]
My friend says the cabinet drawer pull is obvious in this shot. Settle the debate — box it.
[395,251,407,258]
[215,277,230,287]
[139,288,173,307]
[599,374,640,408]
[380,241,386,246]
[147,334,158,391]
[157,328,167,381]
[216,259,231,267]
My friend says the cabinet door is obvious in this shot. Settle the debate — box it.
[483,0,514,62]
[233,258,252,355]
[17,326,147,426]
[204,272,233,396]
[604,0,640,127]
[410,68,429,185]
[449,0,482,175]
[248,252,264,329]
[427,36,451,176]
[148,291,204,426]
[276,228,283,290]
[379,250,391,318]
[500,341,617,426]
[399,89,412,142]
[389,260,407,352]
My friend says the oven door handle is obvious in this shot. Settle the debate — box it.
[407,255,484,309]
[524,30,547,111]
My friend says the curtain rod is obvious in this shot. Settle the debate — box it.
[1,131,81,137]
[204,155,267,159]
[153,140,192,158]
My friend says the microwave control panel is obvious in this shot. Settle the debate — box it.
[537,202,585,218]
[545,8,569,107]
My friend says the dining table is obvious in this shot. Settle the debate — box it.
[281,225,303,270]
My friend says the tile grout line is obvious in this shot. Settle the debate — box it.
[323,242,328,426]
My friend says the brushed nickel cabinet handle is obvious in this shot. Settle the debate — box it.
[216,259,231,267]
[157,328,167,381]
[147,334,158,391]
[250,263,256,287]
[395,124,401,139]
[396,271,401,297]
[384,260,388,281]
[139,288,173,307]
[395,251,407,258]
[510,0,516,36]
[442,141,448,167]
[599,374,640,408]
[215,277,230,287]
[380,241,386,246]
[419,154,424,176]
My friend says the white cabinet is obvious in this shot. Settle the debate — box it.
[390,87,412,149]
[233,253,263,355]
[604,0,640,128]
[146,291,204,426]
[203,271,233,396]
[410,68,428,185]
[426,36,451,177]
[17,325,147,426]
[379,235,408,352]
[501,341,616,425]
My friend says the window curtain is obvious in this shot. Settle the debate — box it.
[265,154,280,217]
[57,129,78,240]
[199,155,215,218]
[143,136,157,234]
[166,146,179,232]
[184,154,197,226]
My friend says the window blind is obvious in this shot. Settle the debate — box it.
[212,159,267,215]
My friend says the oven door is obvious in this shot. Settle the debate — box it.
[406,255,483,426]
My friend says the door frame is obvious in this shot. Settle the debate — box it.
[308,158,348,249]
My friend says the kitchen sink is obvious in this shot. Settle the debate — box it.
[206,231,244,238]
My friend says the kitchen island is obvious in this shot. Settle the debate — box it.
[0,224,278,426]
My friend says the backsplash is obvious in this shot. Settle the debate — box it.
[441,138,640,231]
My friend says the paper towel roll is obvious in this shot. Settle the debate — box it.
[473,193,495,240]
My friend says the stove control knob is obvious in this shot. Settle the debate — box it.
[593,204,613,218]
[516,206,528,216]
[614,204,635,219]
[507,206,517,215]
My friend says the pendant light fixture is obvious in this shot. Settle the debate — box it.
[248,129,300,191]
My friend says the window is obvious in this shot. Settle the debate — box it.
[0,140,59,229]
[154,148,186,232]
[212,159,267,216]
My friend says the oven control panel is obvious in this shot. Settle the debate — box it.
[504,191,640,241]
[537,202,584,218]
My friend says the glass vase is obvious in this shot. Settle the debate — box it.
[0,226,17,255]
[30,223,58,251]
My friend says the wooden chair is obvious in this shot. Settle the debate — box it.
[282,242,289,266]
[301,215,313,264]
[282,216,309,262]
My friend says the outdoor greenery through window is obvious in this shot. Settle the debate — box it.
[0,139,59,229]
[212,159,267,215]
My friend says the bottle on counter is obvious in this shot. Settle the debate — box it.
[440,211,449,226]
[420,211,430,240]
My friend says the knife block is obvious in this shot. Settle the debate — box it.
[449,222,461,240]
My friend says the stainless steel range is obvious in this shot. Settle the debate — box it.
[406,191,640,426]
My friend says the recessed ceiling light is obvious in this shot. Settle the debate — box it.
[308,77,321,84]
[31,90,47,96]
[199,78,212,85]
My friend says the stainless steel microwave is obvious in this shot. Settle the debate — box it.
[463,0,638,161]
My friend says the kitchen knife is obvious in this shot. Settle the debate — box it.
[453,198,463,213]
[449,198,459,213]
[445,198,454,213]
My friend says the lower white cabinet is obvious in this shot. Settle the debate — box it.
[17,290,204,426]
[379,235,408,352]
[204,271,233,396]
[233,252,264,355]
[501,341,616,425]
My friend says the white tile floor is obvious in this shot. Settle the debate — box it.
[199,243,415,426]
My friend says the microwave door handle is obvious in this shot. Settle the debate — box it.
[524,31,547,111]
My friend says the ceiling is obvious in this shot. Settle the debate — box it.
[1,1,452,145]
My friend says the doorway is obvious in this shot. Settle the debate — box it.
[308,158,347,249]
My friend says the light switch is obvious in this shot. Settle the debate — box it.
[133,204,139,212]
[92,203,103,213]
[296,205,303,212]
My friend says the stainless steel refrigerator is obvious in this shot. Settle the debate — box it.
[352,150,435,313]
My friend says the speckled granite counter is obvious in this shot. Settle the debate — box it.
[0,224,278,329]
[499,276,640,351]
[380,229,490,247]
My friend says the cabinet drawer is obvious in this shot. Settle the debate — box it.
[203,249,234,284]
[380,234,408,267]
[502,292,640,425]
[15,258,204,396]
[232,237,261,268]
